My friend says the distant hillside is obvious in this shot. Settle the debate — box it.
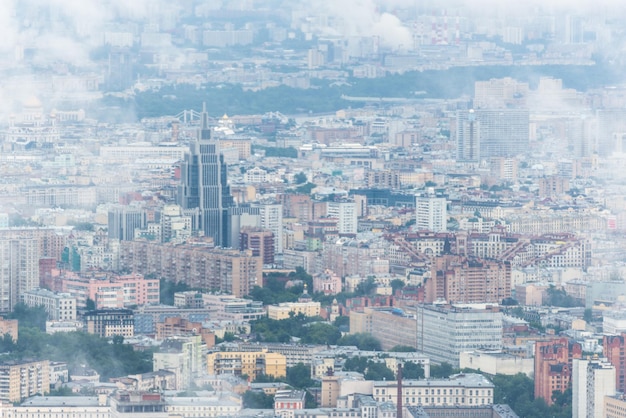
[98,62,622,120]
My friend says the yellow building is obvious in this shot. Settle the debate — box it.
[606,394,626,418]
[266,301,321,320]
[0,360,50,402]
[207,350,286,380]
[266,290,321,320]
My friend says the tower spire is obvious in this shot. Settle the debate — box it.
[199,102,211,140]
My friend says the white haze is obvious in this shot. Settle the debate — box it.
[0,0,165,66]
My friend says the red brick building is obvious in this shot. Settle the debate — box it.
[534,337,582,405]
[604,334,626,393]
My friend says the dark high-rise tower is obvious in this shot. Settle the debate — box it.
[456,109,480,162]
[179,104,234,247]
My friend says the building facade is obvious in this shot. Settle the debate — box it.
[372,374,494,408]
[604,333,626,393]
[534,337,582,405]
[240,227,275,265]
[119,241,262,297]
[572,357,616,418]
[416,304,503,367]
[84,309,134,338]
[426,255,511,304]
[327,201,358,235]
[22,288,76,321]
[415,194,447,233]
[0,360,50,402]
[206,350,287,380]
[178,105,234,247]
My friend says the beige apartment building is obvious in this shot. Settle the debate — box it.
[119,241,262,297]
[207,350,286,380]
[0,360,50,403]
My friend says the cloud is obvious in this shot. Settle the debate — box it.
[302,0,413,50]
[373,13,412,49]
[0,0,166,67]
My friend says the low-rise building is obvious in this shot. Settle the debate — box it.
[207,349,287,380]
[22,288,76,321]
[84,309,134,338]
[267,293,321,320]
[372,374,494,407]
[0,395,110,417]
[156,317,215,348]
[459,350,534,377]
[275,389,306,415]
[46,320,83,334]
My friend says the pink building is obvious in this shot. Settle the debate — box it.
[313,269,342,295]
[61,273,159,309]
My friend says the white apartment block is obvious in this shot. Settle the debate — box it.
[0,237,39,312]
[327,201,358,234]
[257,203,283,254]
[416,304,503,367]
[573,357,616,418]
[22,288,77,321]
[415,195,447,232]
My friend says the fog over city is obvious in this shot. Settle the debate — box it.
[1,1,626,418]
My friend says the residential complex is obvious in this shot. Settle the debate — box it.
[119,241,262,297]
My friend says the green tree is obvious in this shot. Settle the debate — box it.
[254,373,283,383]
[85,298,96,311]
[355,277,377,296]
[401,362,424,379]
[49,386,77,396]
[337,333,382,351]
[583,308,593,323]
[333,316,350,329]
[301,323,341,345]
[159,279,191,305]
[545,285,583,308]
[294,172,307,184]
[343,356,369,374]
[242,390,274,408]
[8,303,48,331]
[390,279,406,294]
[0,333,15,352]
[364,362,395,381]
[71,222,95,231]
[430,362,457,378]
[295,182,316,195]
[389,345,416,352]
[490,373,572,418]
[286,363,314,389]
[305,391,317,408]
[216,332,236,344]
